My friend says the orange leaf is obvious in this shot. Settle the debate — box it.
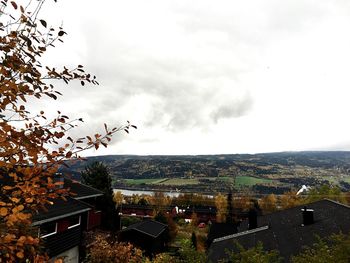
[16,251,24,259]
[0,207,8,216]
[17,205,24,211]
[10,197,20,203]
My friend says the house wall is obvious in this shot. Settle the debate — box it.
[43,226,81,258]
[87,209,101,230]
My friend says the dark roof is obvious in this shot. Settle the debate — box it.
[207,223,238,246]
[32,197,91,225]
[64,178,104,200]
[208,199,350,262]
[120,220,168,238]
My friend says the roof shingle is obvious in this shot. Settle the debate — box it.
[208,199,350,262]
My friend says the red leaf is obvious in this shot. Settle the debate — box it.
[10,1,17,9]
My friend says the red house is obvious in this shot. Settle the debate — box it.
[32,178,104,262]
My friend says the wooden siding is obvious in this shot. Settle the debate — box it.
[42,226,81,257]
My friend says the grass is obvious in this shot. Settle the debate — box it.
[160,178,200,186]
[124,176,273,187]
[324,175,350,184]
[124,178,168,185]
[234,175,272,187]
[216,176,234,182]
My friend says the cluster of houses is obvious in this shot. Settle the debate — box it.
[33,179,350,262]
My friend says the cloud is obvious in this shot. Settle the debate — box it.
[211,94,253,123]
[35,0,350,154]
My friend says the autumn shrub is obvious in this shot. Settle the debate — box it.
[222,241,282,263]
[87,235,144,263]
[291,233,350,263]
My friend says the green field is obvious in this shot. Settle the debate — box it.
[234,176,272,187]
[324,176,350,184]
[216,176,234,182]
[124,178,168,185]
[160,178,200,186]
[124,176,273,187]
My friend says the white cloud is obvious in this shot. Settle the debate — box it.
[30,0,350,155]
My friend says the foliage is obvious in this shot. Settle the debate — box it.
[154,211,168,224]
[149,253,177,263]
[215,193,227,223]
[234,195,252,211]
[191,232,197,250]
[226,190,234,223]
[279,191,302,210]
[87,234,144,263]
[305,184,347,204]
[113,190,124,209]
[259,194,278,214]
[166,214,178,242]
[81,161,118,231]
[0,0,134,260]
[190,213,198,228]
[81,162,113,194]
[150,192,171,213]
[177,239,206,263]
[222,241,282,263]
[172,193,213,207]
[291,233,350,263]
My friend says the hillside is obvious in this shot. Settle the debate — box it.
[60,151,350,194]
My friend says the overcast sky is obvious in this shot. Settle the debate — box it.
[37,0,350,155]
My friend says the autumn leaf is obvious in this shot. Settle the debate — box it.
[0,207,8,216]
[39,19,47,28]
[16,251,24,259]
[10,1,17,9]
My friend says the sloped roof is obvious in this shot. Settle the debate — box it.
[64,178,104,200]
[121,220,168,238]
[208,199,350,262]
[32,197,91,225]
[207,222,238,246]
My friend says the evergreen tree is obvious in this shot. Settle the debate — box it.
[226,188,234,224]
[81,161,118,232]
[191,232,198,250]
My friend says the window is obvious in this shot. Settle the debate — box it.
[40,222,57,238]
[67,215,81,229]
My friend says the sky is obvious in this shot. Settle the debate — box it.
[34,0,350,155]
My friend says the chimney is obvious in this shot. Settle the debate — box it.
[248,208,258,230]
[301,206,314,226]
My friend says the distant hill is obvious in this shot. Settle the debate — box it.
[60,151,350,194]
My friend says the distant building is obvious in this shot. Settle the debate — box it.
[208,199,350,262]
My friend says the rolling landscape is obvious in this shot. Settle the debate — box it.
[62,151,350,195]
[4,0,350,261]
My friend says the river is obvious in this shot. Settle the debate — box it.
[113,188,215,198]
[113,188,182,197]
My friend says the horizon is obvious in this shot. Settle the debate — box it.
[84,150,350,158]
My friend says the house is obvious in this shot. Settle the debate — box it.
[208,199,350,262]
[118,219,169,255]
[32,178,104,262]
[64,178,104,230]
[206,222,238,248]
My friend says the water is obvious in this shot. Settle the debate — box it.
[113,188,181,197]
